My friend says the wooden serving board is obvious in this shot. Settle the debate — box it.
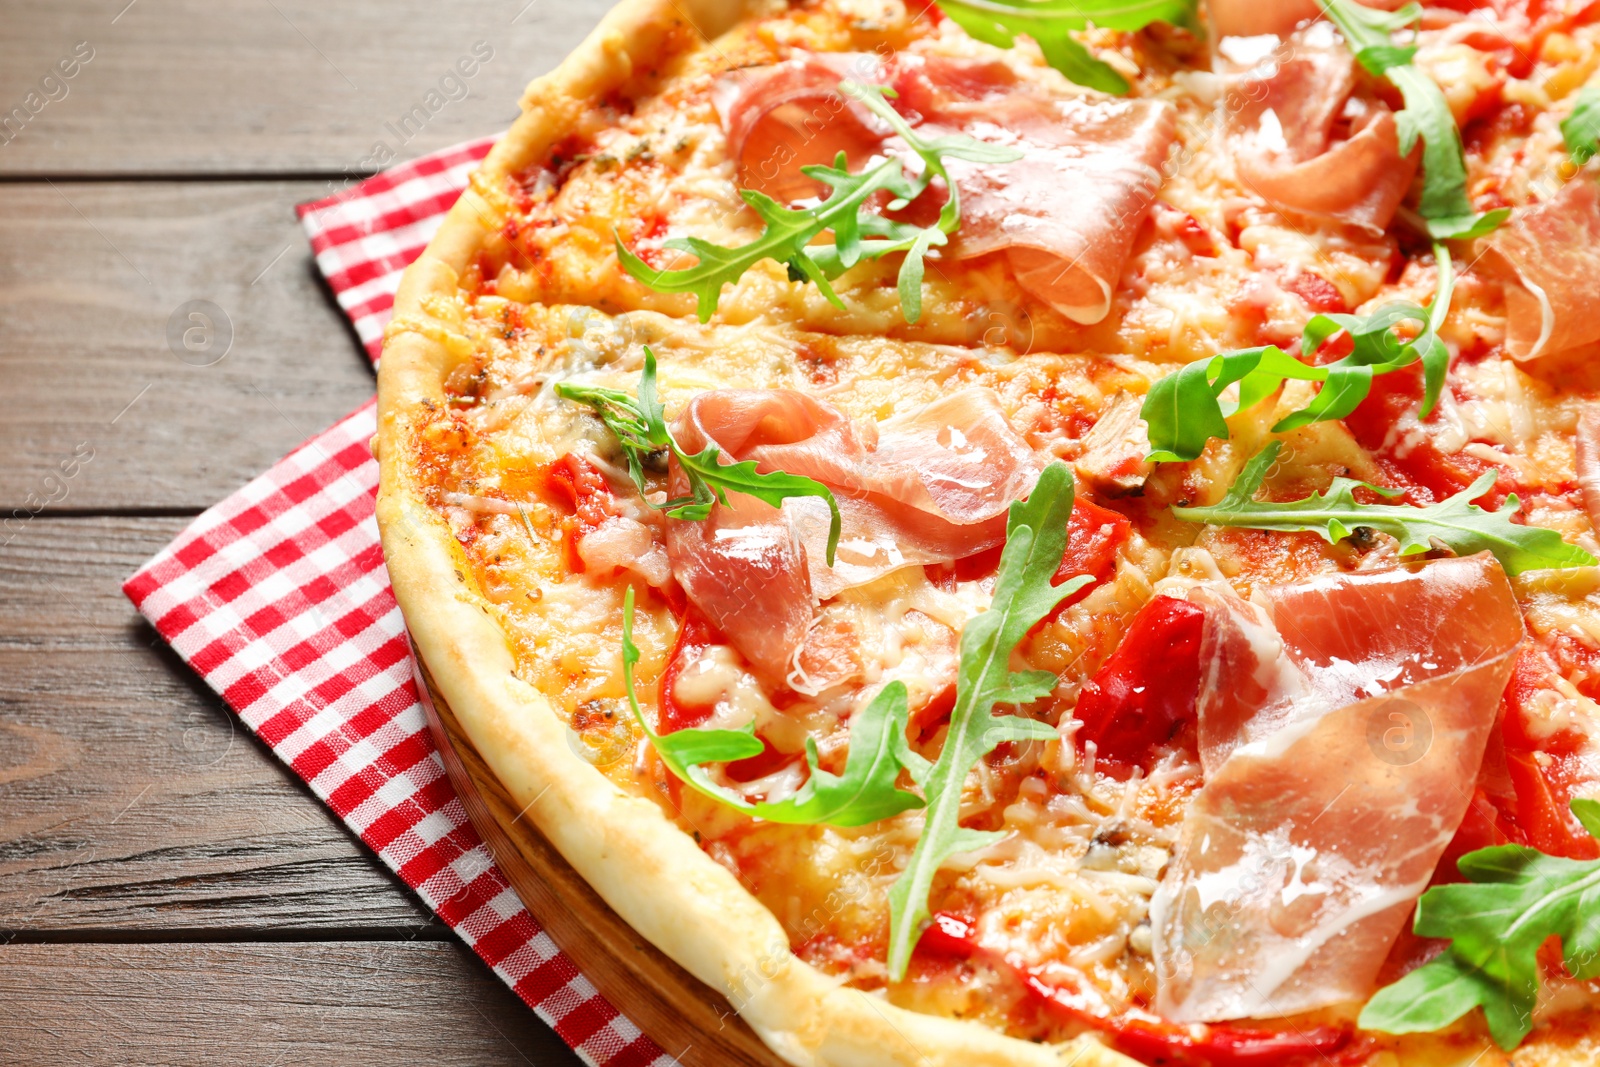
[411,647,788,1067]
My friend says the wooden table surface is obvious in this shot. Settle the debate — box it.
[1,2,615,1062]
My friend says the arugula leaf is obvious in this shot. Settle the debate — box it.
[1319,0,1508,240]
[934,0,1202,95]
[1144,345,1335,464]
[1143,245,1456,463]
[1361,799,1600,1049]
[937,1,1113,95]
[885,462,1092,979]
[1562,84,1600,165]
[555,347,842,564]
[1173,441,1596,575]
[619,587,925,827]
[618,82,1020,325]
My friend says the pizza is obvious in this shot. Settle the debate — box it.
[374,0,1600,1063]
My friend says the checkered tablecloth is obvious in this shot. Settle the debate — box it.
[123,137,669,1067]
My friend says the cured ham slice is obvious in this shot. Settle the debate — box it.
[1225,30,1418,233]
[1482,176,1600,360]
[893,56,1176,325]
[711,54,887,204]
[1151,556,1524,1022]
[665,387,1040,683]
[712,52,1177,325]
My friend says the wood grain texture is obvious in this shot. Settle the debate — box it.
[0,181,376,511]
[0,0,613,176]
[417,655,788,1067]
[2,2,620,1058]
[0,940,582,1066]
[0,517,434,933]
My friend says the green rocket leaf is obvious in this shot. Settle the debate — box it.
[1362,799,1600,1049]
[1320,0,1507,239]
[1562,84,1600,165]
[618,82,1020,324]
[931,0,1200,95]
[1174,441,1595,576]
[619,587,925,827]
[1143,246,1456,463]
[885,462,1091,979]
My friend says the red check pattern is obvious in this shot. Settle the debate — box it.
[125,138,670,1067]
[296,136,496,360]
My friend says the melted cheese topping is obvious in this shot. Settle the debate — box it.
[403,0,1600,1057]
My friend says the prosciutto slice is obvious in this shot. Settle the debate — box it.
[894,56,1177,324]
[665,387,1040,683]
[1151,556,1524,1022]
[1482,176,1600,360]
[1226,30,1417,233]
[712,53,1177,325]
[711,54,887,204]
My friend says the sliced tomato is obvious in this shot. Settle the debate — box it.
[908,681,957,737]
[723,737,796,784]
[1074,595,1207,770]
[1280,271,1347,314]
[655,609,804,791]
[1502,752,1599,859]
[916,913,1353,1067]
[1174,211,1219,258]
[899,0,947,22]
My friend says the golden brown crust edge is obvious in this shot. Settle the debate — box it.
[372,2,1130,1064]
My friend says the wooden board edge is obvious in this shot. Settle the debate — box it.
[410,640,788,1067]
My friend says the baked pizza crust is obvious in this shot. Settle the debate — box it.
[375,1,1125,1063]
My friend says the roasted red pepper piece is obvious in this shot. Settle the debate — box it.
[543,453,615,571]
[1492,649,1600,860]
[917,913,1352,1067]
[941,497,1130,611]
[1051,498,1131,606]
[658,608,721,733]
[1074,595,1206,768]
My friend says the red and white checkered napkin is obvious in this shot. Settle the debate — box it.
[123,139,669,1067]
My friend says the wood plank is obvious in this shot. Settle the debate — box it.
[0,940,583,1066]
[0,181,376,512]
[0,0,612,175]
[0,517,435,933]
